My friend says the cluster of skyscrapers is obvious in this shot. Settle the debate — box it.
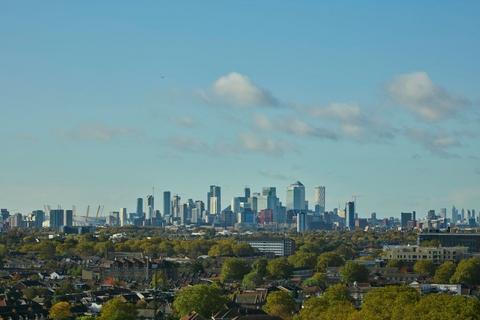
[3,182,477,234]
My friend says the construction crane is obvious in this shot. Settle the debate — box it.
[95,205,101,219]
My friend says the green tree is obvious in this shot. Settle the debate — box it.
[433,261,456,283]
[296,284,353,320]
[263,291,296,320]
[302,272,326,288]
[413,260,436,277]
[208,240,234,257]
[316,252,345,272]
[288,251,317,269]
[173,284,227,318]
[220,257,250,282]
[98,297,137,320]
[267,257,293,279]
[414,293,480,320]
[252,258,268,277]
[450,257,480,286]
[151,270,168,289]
[322,284,352,304]
[49,301,72,320]
[386,259,403,269]
[232,242,255,257]
[242,271,263,289]
[340,261,369,283]
[358,286,419,320]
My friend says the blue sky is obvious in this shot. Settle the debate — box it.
[1,1,479,217]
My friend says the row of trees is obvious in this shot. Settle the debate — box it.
[49,297,137,320]
[390,257,480,286]
[172,282,480,320]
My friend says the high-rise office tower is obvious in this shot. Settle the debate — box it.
[286,181,306,211]
[136,198,143,218]
[207,185,221,214]
[120,208,128,226]
[401,212,413,229]
[50,209,64,230]
[297,212,307,233]
[440,208,447,219]
[64,209,73,227]
[259,187,279,210]
[172,194,181,218]
[32,210,45,228]
[147,195,154,220]
[163,191,171,216]
[345,201,355,230]
[244,187,251,199]
[314,186,326,214]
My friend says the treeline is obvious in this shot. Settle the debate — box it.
[172,283,480,320]
[0,228,418,261]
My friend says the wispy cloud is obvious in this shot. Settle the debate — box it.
[404,127,462,158]
[303,102,396,142]
[168,135,211,153]
[198,72,279,107]
[59,123,140,142]
[239,132,292,156]
[253,114,338,140]
[387,71,470,121]
[172,116,197,128]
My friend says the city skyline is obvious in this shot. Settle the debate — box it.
[1,2,480,215]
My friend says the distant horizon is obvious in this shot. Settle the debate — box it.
[2,180,476,219]
[1,2,479,217]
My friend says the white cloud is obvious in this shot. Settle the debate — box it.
[388,71,470,121]
[239,133,290,156]
[306,102,395,142]
[200,72,278,107]
[309,102,361,121]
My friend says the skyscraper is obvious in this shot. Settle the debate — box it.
[147,195,154,220]
[345,201,355,230]
[32,210,45,228]
[64,209,73,227]
[163,191,171,216]
[286,181,306,211]
[207,185,221,214]
[314,186,326,214]
[172,194,181,219]
[50,209,64,230]
[136,198,143,218]
[297,212,307,233]
[120,208,128,226]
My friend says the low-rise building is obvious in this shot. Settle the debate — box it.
[382,245,468,264]
[245,238,295,257]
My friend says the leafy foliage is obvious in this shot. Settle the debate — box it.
[340,261,369,283]
[49,301,72,320]
[98,297,137,320]
[173,284,227,317]
[263,291,296,320]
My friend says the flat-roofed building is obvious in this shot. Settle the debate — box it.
[382,245,468,264]
[418,232,480,252]
[245,238,295,257]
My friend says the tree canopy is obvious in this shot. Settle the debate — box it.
[340,261,369,283]
[98,297,137,320]
[263,291,296,320]
[49,301,72,320]
[173,284,227,318]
